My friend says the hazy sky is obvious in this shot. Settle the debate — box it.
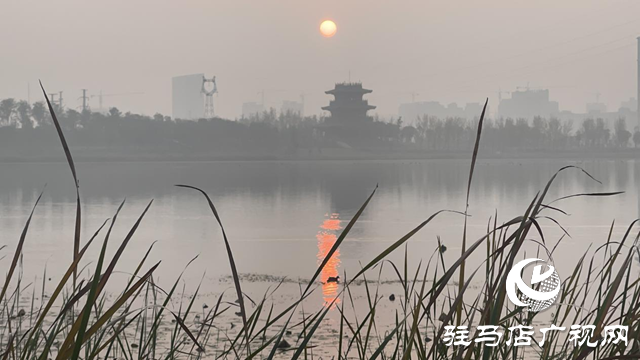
[2,0,639,119]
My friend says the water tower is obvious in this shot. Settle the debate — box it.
[202,75,218,118]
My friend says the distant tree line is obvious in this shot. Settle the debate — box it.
[0,98,639,160]
[0,99,325,159]
[404,115,640,152]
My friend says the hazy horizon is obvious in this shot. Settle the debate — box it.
[2,0,639,119]
[2,3,640,357]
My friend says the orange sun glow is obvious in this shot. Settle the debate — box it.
[320,20,337,38]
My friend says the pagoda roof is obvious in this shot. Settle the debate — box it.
[325,82,373,95]
[322,103,376,111]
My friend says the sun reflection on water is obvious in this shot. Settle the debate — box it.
[317,213,342,307]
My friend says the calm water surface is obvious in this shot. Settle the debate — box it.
[0,159,638,323]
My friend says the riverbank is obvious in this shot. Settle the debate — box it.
[1,146,639,163]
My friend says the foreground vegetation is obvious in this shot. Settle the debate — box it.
[0,91,638,359]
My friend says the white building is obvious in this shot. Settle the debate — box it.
[172,74,204,120]
[498,89,559,119]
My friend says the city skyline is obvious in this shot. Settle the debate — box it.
[1,1,640,119]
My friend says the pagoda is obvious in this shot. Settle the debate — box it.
[322,82,376,127]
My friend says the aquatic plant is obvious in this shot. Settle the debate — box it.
[1,89,638,360]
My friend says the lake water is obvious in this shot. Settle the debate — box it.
[1,159,638,355]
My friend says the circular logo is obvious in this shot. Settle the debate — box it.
[506,258,561,312]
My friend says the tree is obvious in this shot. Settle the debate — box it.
[595,118,610,147]
[579,118,596,147]
[109,107,122,119]
[31,101,48,126]
[633,129,640,148]
[546,118,563,148]
[15,101,32,129]
[400,125,418,143]
[532,116,548,148]
[614,118,631,148]
[0,98,16,126]
[64,109,80,131]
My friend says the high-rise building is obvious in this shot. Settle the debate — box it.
[172,74,204,120]
[586,102,607,114]
[620,97,637,112]
[498,89,559,119]
[398,101,485,121]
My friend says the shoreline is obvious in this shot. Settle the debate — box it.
[0,149,638,164]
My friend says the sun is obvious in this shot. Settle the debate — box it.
[320,20,337,38]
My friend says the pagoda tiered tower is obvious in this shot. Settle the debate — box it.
[322,82,376,126]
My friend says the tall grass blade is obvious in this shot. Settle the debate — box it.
[171,312,205,353]
[458,98,488,325]
[352,210,460,281]
[98,200,151,294]
[290,304,334,360]
[70,220,112,360]
[57,262,160,360]
[40,82,81,283]
[466,98,488,207]
[174,184,250,349]
[57,201,152,359]
[306,185,377,295]
[0,189,43,306]
[24,219,108,360]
